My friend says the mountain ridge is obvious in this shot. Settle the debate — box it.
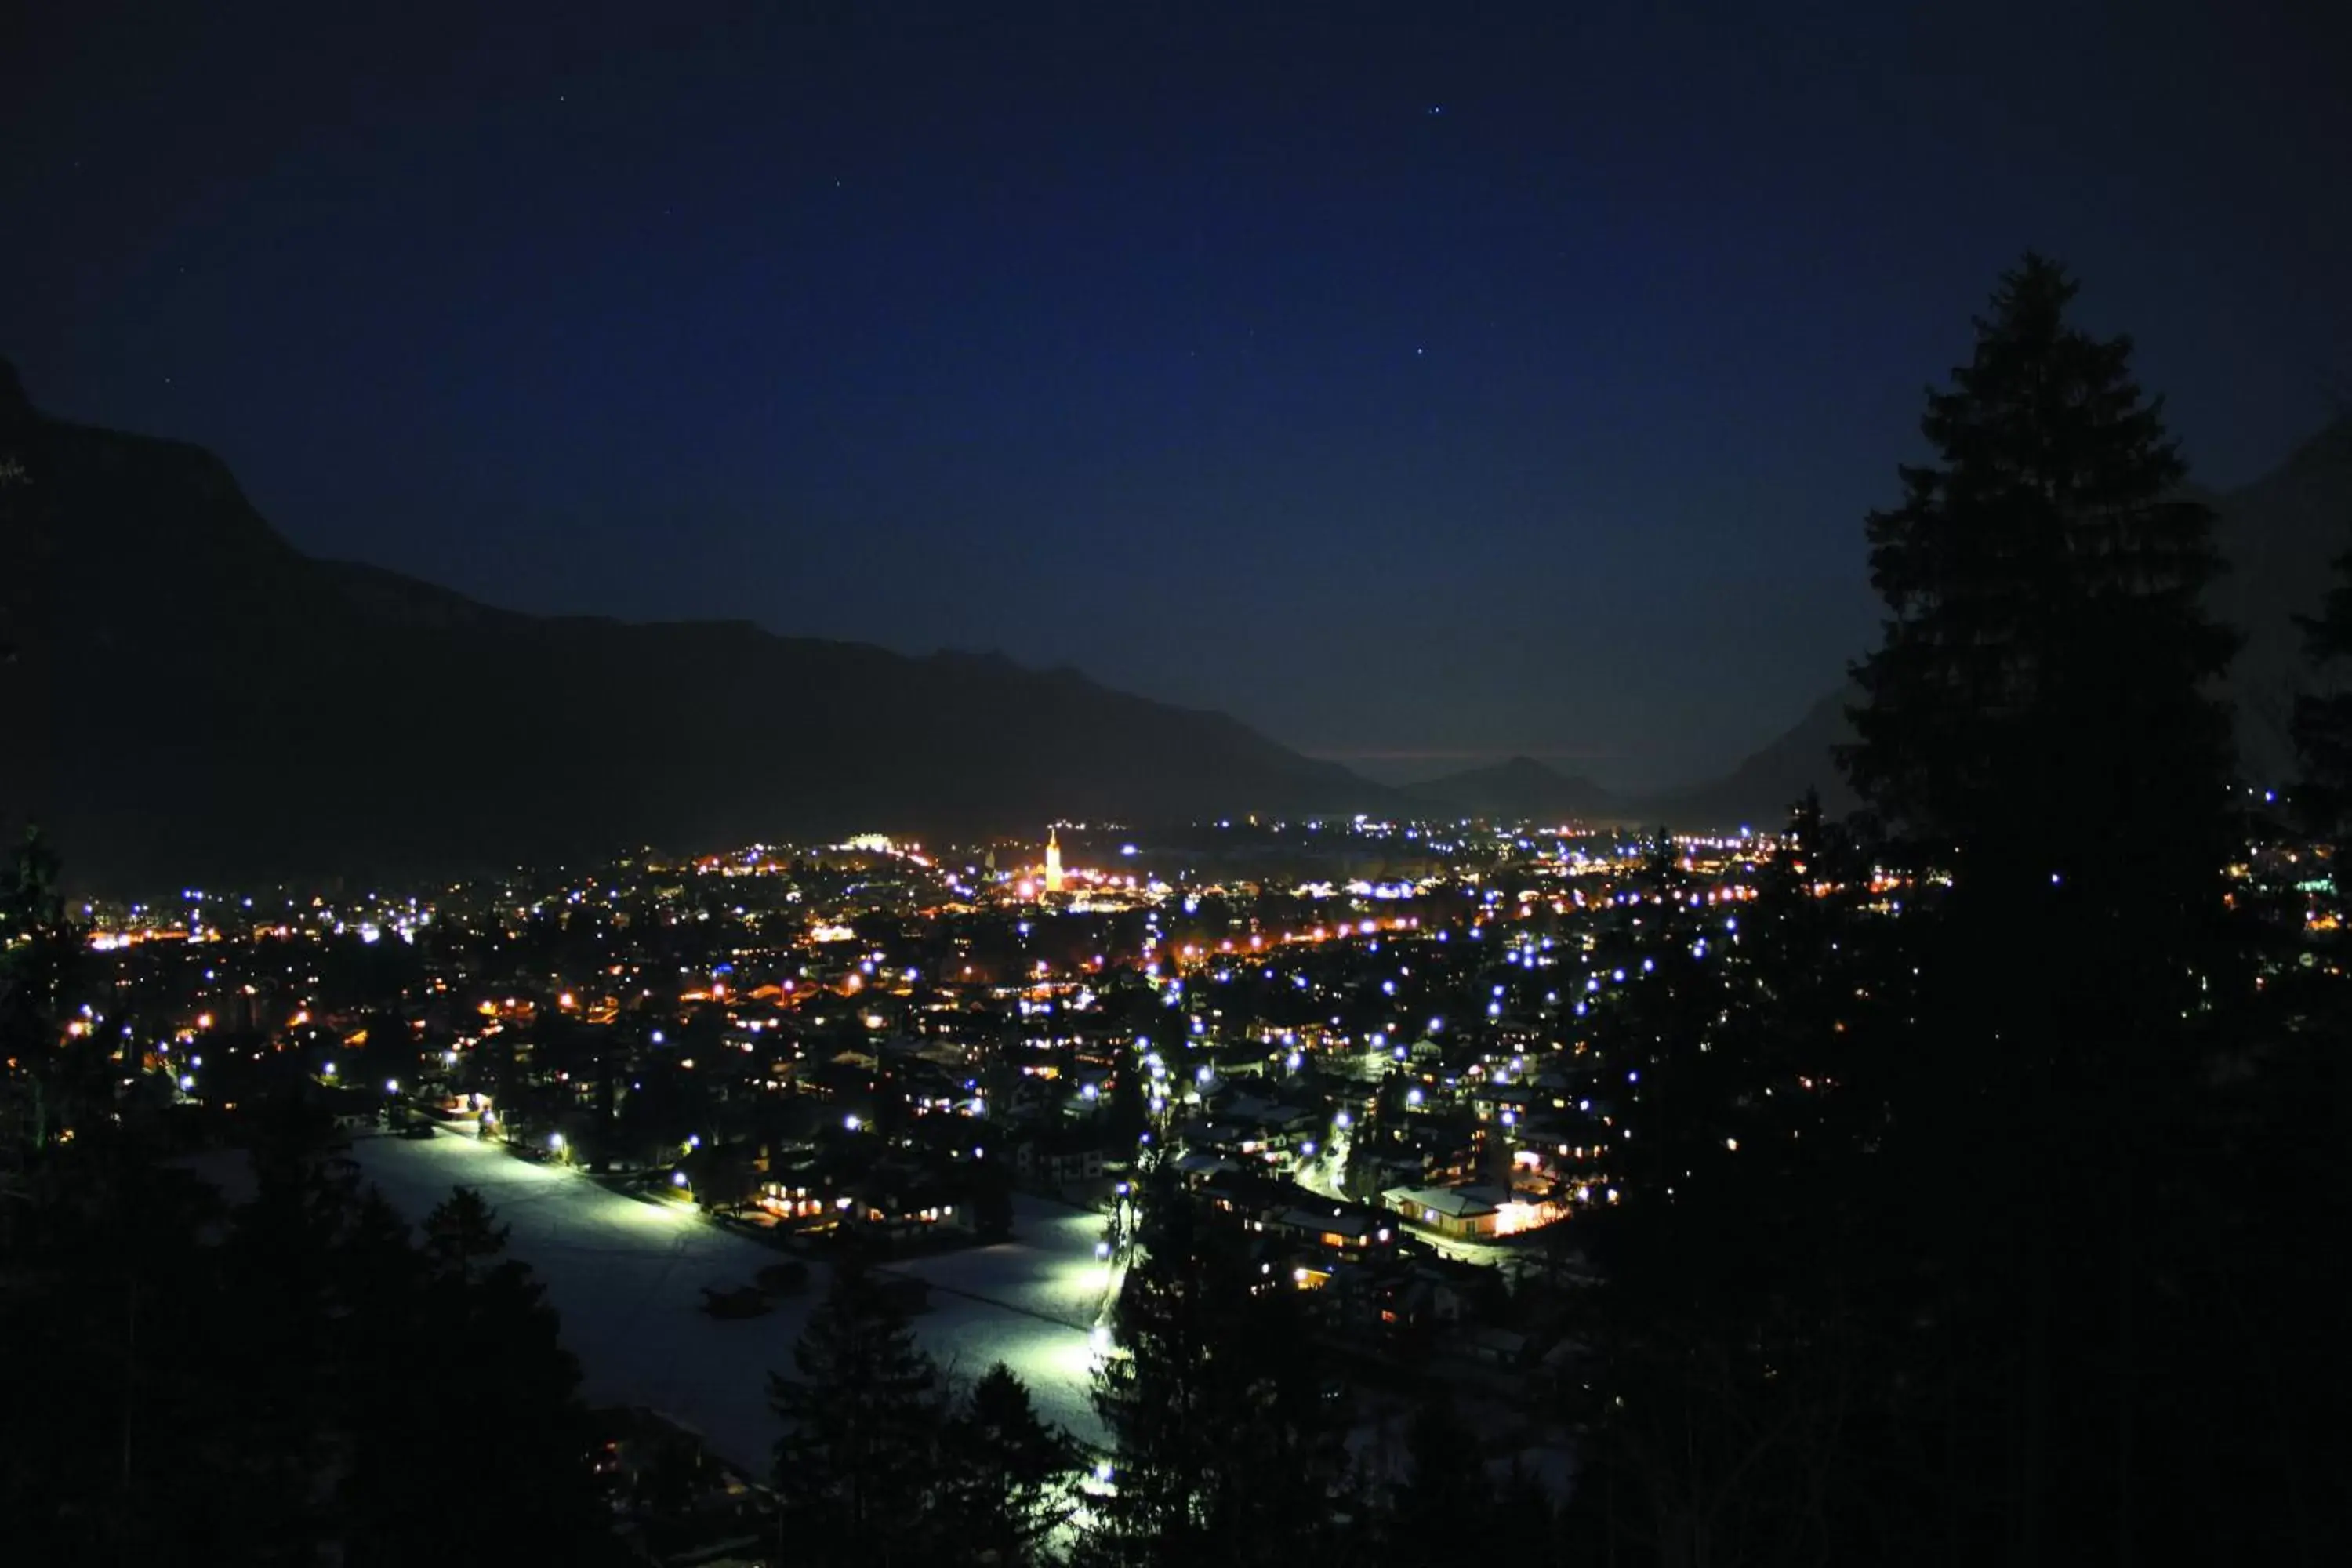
[0,361,1396,888]
[1402,755,1623,824]
[8,359,2344,882]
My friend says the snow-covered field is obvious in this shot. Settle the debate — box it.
[344,1132,1108,1471]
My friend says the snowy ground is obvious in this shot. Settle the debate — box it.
[343,1131,1108,1472]
[884,1196,1118,1332]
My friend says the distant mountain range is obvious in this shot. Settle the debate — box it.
[5,358,2343,887]
[2205,416,2352,783]
[1400,688,1861,833]
[1400,756,1622,825]
[0,361,1395,887]
[1402,421,2352,831]
[1632,687,1864,829]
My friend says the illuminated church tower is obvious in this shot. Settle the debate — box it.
[1044,827,1064,895]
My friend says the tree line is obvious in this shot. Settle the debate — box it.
[761,1152,1581,1567]
[0,1094,620,1565]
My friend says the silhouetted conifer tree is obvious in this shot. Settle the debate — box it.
[422,1181,510,1279]
[768,1262,951,1564]
[941,1360,1081,1566]
[347,1186,603,1568]
[1840,253,2252,1562]
[1567,789,1903,1564]
[1846,252,2237,920]
[1082,1154,1353,1566]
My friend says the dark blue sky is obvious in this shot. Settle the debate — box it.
[7,1,2347,787]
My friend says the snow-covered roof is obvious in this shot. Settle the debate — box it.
[1382,1185,1497,1219]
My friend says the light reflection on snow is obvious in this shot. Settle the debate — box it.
[347,1131,1105,1470]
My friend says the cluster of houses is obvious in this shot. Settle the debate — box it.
[1179,1162,1588,1384]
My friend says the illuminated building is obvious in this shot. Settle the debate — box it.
[1045,828,1064,895]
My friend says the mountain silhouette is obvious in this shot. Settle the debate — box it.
[9,358,2341,881]
[1625,689,1864,830]
[1403,756,1622,824]
[0,361,1392,887]
[2206,414,2352,785]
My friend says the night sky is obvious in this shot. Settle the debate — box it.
[7,1,2348,789]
